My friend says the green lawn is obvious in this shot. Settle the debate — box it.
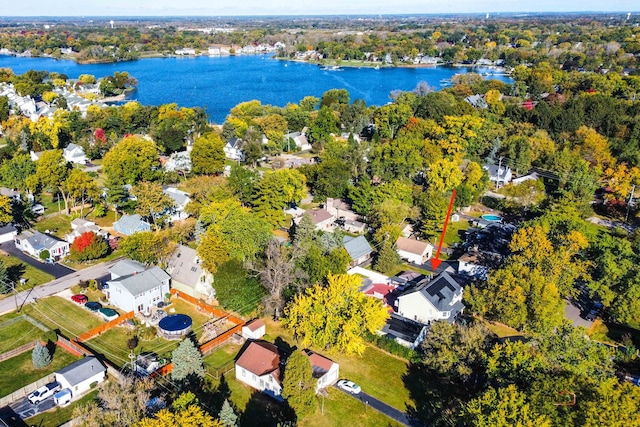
[443,219,471,247]
[4,254,55,287]
[22,296,104,337]
[32,213,73,238]
[26,389,98,427]
[262,317,410,412]
[0,346,80,396]
[0,319,45,353]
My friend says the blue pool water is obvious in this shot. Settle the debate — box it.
[481,214,502,222]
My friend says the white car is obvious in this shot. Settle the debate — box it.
[337,379,362,394]
[28,382,61,405]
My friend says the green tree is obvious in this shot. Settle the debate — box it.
[30,149,71,213]
[102,135,160,186]
[283,274,389,356]
[218,399,238,427]
[119,231,176,266]
[373,241,401,273]
[0,153,35,191]
[282,349,317,419]
[252,169,306,226]
[197,226,230,275]
[32,342,51,368]
[171,337,205,387]
[373,102,413,139]
[131,181,174,228]
[462,385,551,427]
[307,106,338,148]
[63,169,100,217]
[191,132,226,175]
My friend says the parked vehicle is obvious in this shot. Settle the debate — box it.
[71,294,88,304]
[84,301,102,312]
[28,382,61,404]
[53,388,72,406]
[337,379,361,394]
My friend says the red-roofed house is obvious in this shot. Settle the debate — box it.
[242,319,266,340]
[304,350,339,391]
[235,341,282,398]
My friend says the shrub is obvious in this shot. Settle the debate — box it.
[32,343,52,368]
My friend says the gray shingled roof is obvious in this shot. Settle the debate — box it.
[113,214,150,235]
[108,265,170,297]
[21,230,65,251]
[163,187,190,207]
[56,357,106,387]
[343,235,373,261]
[0,224,17,235]
[109,259,146,277]
[167,245,202,289]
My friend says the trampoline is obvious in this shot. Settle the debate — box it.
[158,314,192,338]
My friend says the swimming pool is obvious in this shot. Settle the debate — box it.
[481,214,502,222]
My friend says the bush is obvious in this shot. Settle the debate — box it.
[32,343,52,368]
[365,331,421,362]
[39,250,50,261]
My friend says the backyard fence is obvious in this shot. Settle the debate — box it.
[57,335,92,357]
[199,323,243,356]
[0,374,55,407]
[0,340,40,362]
[74,311,135,342]
[169,289,244,326]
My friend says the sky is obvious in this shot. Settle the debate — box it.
[3,1,639,17]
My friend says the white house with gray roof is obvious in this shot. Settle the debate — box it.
[105,259,170,314]
[395,271,464,325]
[63,143,88,165]
[15,230,70,260]
[162,187,191,222]
[113,214,151,236]
[66,218,108,244]
[55,357,106,398]
[166,245,214,300]
[343,235,373,267]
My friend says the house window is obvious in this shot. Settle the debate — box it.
[253,375,257,381]
[242,369,246,377]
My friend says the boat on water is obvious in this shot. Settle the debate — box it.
[321,65,343,71]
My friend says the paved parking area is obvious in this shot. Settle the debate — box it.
[564,299,593,329]
[0,395,55,425]
[0,242,74,279]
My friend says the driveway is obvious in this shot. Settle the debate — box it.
[334,384,417,426]
[0,242,74,279]
[0,258,122,315]
[0,395,55,425]
[565,300,594,329]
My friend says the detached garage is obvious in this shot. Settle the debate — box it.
[55,357,106,398]
[0,224,17,244]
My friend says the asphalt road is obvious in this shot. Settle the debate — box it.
[5,395,56,422]
[1,242,75,278]
[0,258,121,315]
[334,384,416,426]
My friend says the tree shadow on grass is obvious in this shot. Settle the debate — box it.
[239,391,296,427]
[403,362,466,427]
[6,263,26,284]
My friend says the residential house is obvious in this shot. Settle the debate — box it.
[0,224,18,244]
[395,271,465,324]
[15,230,70,260]
[380,313,429,349]
[166,245,214,300]
[343,219,366,234]
[164,151,192,173]
[303,350,339,392]
[113,214,151,236]
[235,340,282,399]
[465,94,488,109]
[105,258,171,314]
[0,187,21,202]
[55,357,106,398]
[242,319,266,340]
[343,235,373,267]
[66,218,108,244]
[283,131,312,152]
[175,48,196,55]
[224,138,244,161]
[454,250,500,280]
[325,198,358,221]
[484,163,513,188]
[395,237,434,264]
[162,187,191,222]
[134,353,162,376]
[512,172,540,185]
[63,143,88,165]
[306,209,334,231]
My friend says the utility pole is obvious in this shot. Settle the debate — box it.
[626,184,636,223]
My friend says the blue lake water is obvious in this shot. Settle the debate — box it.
[0,55,511,123]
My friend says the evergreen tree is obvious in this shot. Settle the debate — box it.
[32,342,51,368]
[281,349,317,419]
[171,337,205,387]
[218,399,238,427]
[373,242,401,273]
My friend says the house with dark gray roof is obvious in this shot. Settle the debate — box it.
[343,235,373,267]
[113,214,151,236]
[483,163,513,188]
[395,271,464,325]
[380,313,430,349]
[105,258,170,314]
[55,357,106,398]
[0,224,18,244]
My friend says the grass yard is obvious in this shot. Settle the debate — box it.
[85,326,177,367]
[26,389,98,427]
[0,346,80,396]
[22,296,104,337]
[443,219,471,247]
[262,317,410,412]
[32,213,73,238]
[204,342,242,371]
[0,319,45,353]
[482,320,522,339]
[0,255,55,300]
[85,209,116,228]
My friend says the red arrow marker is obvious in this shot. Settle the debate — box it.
[430,189,456,271]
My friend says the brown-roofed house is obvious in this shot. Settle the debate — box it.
[303,350,340,391]
[395,236,434,264]
[242,319,266,340]
[235,341,282,398]
[307,209,334,231]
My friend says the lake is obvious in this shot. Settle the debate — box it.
[0,55,511,123]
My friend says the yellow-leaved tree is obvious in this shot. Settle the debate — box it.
[282,274,389,356]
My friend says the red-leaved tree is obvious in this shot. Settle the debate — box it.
[70,231,109,262]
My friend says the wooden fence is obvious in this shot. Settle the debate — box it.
[0,340,40,362]
[57,335,92,357]
[169,289,244,326]
[199,323,243,356]
[0,374,55,407]
[74,311,135,342]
